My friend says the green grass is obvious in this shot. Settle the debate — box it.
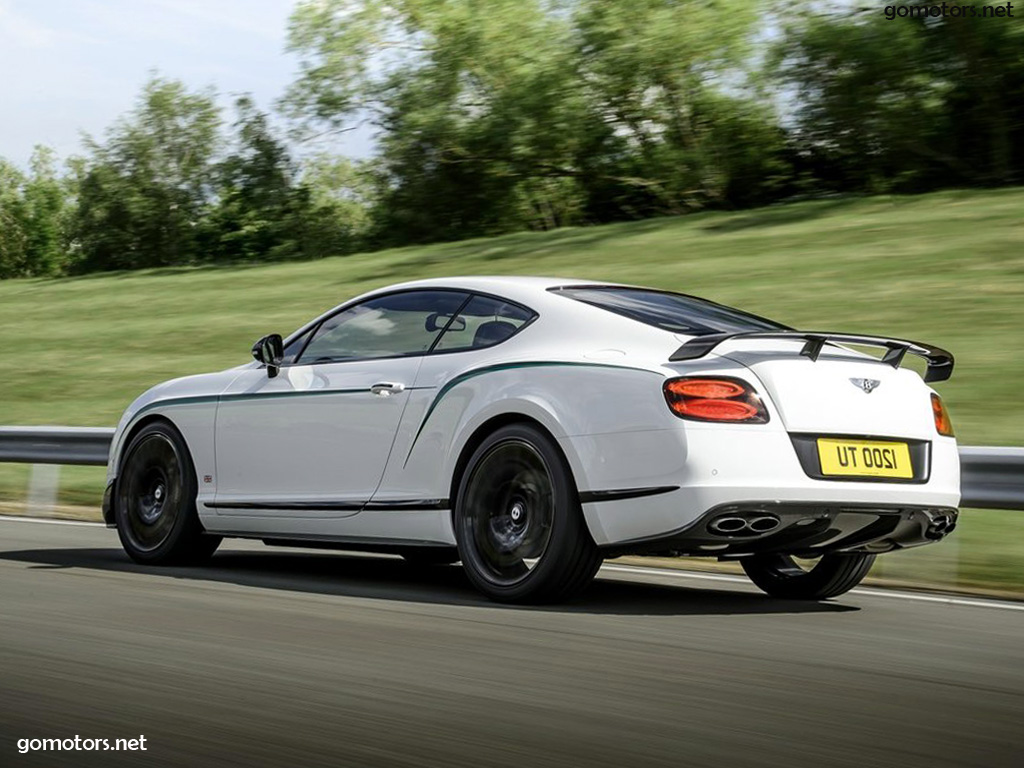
[869,508,1024,595]
[1,187,1023,591]
[3,187,1023,440]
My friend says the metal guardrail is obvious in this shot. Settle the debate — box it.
[0,426,1021,509]
[0,427,114,466]
[958,447,1024,510]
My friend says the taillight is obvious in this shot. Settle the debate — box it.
[931,393,954,437]
[664,377,769,423]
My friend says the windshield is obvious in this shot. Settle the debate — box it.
[552,286,788,335]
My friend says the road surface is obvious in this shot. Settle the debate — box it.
[1,517,1021,767]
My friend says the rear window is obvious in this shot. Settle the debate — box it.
[433,295,536,352]
[551,286,787,335]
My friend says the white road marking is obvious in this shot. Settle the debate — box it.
[1,517,1021,612]
[848,588,1024,612]
[0,514,104,527]
[602,563,1024,613]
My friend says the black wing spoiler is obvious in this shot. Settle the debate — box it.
[669,331,954,383]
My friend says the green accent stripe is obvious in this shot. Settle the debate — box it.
[130,385,432,421]
[132,394,221,420]
[404,360,659,464]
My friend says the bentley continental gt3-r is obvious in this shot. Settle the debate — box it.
[104,277,959,602]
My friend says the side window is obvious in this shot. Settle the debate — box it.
[297,291,469,364]
[281,328,314,365]
[433,295,535,352]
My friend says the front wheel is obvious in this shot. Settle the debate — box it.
[454,424,602,604]
[741,552,875,600]
[115,421,221,565]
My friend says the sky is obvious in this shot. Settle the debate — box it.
[0,0,376,168]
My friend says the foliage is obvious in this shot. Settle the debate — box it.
[2,1,1024,277]
[0,147,68,278]
[68,76,221,272]
[300,152,377,253]
[58,78,371,273]
[775,1,1024,193]
[284,0,785,243]
[204,97,360,263]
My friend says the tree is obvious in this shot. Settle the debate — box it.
[283,0,781,244]
[22,146,69,274]
[300,152,376,253]
[69,75,221,272]
[0,159,29,278]
[206,97,371,262]
[207,96,305,262]
[774,2,1024,192]
[571,0,776,212]
[0,147,70,278]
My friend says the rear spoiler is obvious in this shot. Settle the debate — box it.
[669,331,954,383]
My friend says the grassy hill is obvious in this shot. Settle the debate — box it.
[2,186,1022,441]
[2,186,1023,593]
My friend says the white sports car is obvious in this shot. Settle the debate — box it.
[104,277,959,603]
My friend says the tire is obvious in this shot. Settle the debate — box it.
[401,548,460,566]
[115,421,221,565]
[741,552,875,600]
[454,423,602,604]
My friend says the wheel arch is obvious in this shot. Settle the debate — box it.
[114,413,183,474]
[105,413,190,525]
[447,412,586,520]
[445,411,604,602]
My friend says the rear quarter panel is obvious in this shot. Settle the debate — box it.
[377,347,674,505]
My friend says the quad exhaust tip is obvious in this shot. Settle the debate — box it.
[925,513,957,540]
[710,516,748,533]
[708,514,781,536]
[748,515,782,533]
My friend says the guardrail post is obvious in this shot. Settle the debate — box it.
[26,463,60,517]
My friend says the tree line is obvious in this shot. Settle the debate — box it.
[2,0,1022,279]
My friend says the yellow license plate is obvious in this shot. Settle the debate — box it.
[817,438,913,479]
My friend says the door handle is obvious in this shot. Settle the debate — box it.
[370,382,406,397]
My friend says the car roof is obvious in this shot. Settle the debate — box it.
[377,275,612,292]
[361,275,630,306]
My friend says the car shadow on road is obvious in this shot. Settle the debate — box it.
[0,546,859,617]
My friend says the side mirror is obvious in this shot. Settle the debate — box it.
[251,334,284,378]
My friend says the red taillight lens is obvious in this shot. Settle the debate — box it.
[663,377,769,423]
[672,398,760,421]
[931,393,954,437]
[665,379,746,399]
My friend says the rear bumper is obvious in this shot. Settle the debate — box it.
[566,424,960,549]
[601,501,958,557]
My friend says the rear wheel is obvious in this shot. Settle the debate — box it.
[454,424,602,604]
[741,552,875,600]
[115,421,221,565]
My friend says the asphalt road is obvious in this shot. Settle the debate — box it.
[1,517,1022,768]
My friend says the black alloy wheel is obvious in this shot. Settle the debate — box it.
[741,552,876,599]
[115,421,221,565]
[455,424,602,603]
